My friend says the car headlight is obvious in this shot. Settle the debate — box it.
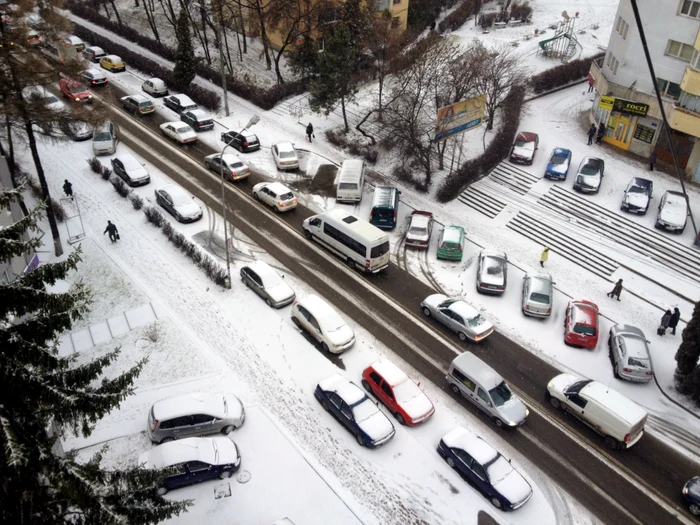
[683,485,689,495]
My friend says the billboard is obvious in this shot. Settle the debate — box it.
[434,94,487,142]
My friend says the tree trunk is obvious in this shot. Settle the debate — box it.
[355,108,377,146]
[110,0,122,25]
[143,0,160,41]
[239,2,247,54]
[377,75,384,121]
[437,140,446,170]
[341,95,349,132]
[198,6,212,64]
[255,0,272,70]
[273,48,285,84]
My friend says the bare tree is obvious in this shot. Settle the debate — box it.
[142,0,161,40]
[232,0,273,70]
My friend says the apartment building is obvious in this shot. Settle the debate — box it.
[588,0,700,181]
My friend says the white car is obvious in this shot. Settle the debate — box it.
[291,294,355,353]
[203,153,250,181]
[80,68,108,87]
[24,86,65,113]
[476,250,508,296]
[154,184,203,223]
[252,182,297,212]
[240,260,296,308]
[159,121,198,145]
[656,190,689,233]
[271,142,299,170]
[141,77,168,97]
[421,294,494,342]
[405,211,433,249]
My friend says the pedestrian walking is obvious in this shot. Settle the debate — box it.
[607,279,623,300]
[595,122,606,145]
[587,76,595,93]
[669,307,681,335]
[104,220,119,243]
[649,150,657,172]
[306,122,314,143]
[587,124,596,145]
[63,179,73,199]
[539,247,550,268]
[658,309,673,336]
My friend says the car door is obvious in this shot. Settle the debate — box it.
[380,380,397,412]
[190,413,216,436]
[450,312,466,335]
[327,392,344,422]
[295,305,314,337]
[114,159,128,182]
[164,463,189,489]
[366,370,382,398]
[307,312,322,343]
[161,191,175,214]
[338,399,357,435]
[564,392,588,422]
[168,415,193,439]
[468,456,492,496]
[187,460,214,485]
[260,187,274,206]
[453,448,476,483]
[475,387,493,416]
[234,132,243,150]
[612,335,624,371]
[436,306,453,329]
[522,277,530,307]
[246,269,265,300]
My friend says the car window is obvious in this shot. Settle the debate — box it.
[340,404,353,420]
[454,448,473,468]
[190,414,213,424]
[158,418,175,430]
[489,381,513,407]
[309,315,320,331]
[369,371,382,385]
[188,461,210,473]
[471,461,487,480]
[169,415,192,428]
[114,159,123,170]
[530,292,550,304]
[329,392,343,410]
[629,357,650,369]
[380,382,394,400]
[568,393,588,409]
[171,463,187,474]
[309,218,322,227]
[296,305,311,321]
[476,388,491,405]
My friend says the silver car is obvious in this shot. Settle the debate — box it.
[608,324,653,383]
[240,260,295,308]
[421,294,494,342]
[656,190,689,233]
[147,392,245,444]
[522,272,554,317]
[476,250,508,295]
[92,121,118,156]
[573,157,605,194]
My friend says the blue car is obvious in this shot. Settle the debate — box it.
[544,147,572,180]
[437,427,533,511]
[315,374,395,448]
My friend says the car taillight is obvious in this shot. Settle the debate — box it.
[242,141,248,146]
[151,419,159,433]
[546,308,552,314]
[646,371,653,376]
[459,244,463,252]
[393,210,397,222]
[623,368,632,373]
[624,433,630,443]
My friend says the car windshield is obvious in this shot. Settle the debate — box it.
[139,101,153,108]
[410,224,427,236]
[441,242,459,250]
[515,138,532,148]
[489,381,513,407]
[564,379,593,395]
[351,398,377,422]
[486,455,513,485]
[628,185,646,194]
[280,192,294,200]
[467,314,484,327]
[69,85,85,94]
[176,126,190,134]
[93,132,111,141]
[485,257,504,275]
[339,182,358,190]
[393,379,420,404]
[320,312,346,333]
[43,95,59,104]
[550,155,567,165]
[438,299,458,308]
[580,162,601,175]
[530,292,550,304]
[373,208,394,219]
[573,324,596,336]
[170,192,191,206]
[279,150,296,159]
[628,357,649,369]
[229,161,245,169]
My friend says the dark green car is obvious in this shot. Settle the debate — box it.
[437,225,465,261]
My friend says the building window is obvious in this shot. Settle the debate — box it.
[391,16,399,28]
[666,39,695,61]
[657,78,683,99]
[393,0,401,4]
[680,0,700,19]
[606,51,620,75]
[615,15,629,39]
[679,90,700,113]
[691,49,700,70]
[633,124,656,144]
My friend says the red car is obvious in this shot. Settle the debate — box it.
[564,300,599,349]
[361,359,435,426]
[59,78,92,103]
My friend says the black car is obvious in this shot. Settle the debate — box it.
[683,477,700,516]
[154,185,203,223]
[120,94,155,116]
[180,109,214,131]
[163,94,197,114]
[221,129,261,153]
[111,153,150,187]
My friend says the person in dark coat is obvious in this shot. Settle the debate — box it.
[607,279,623,300]
[649,150,657,171]
[104,220,119,243]
[659,309,673,336]
[587,124,596,145]
[669,307,681,335]
[63,179,73,198]
[306,122,314,143]
[595,122,606,144]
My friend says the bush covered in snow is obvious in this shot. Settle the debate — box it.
[100,165,112,181]
[438,0,480,34]
[110,176,131,198]
[87,156,102,174]
[531,53,604,94]
[128,193,144,210]
[325,129,379,164]
[143,206,166,228]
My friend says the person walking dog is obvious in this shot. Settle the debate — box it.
[63,179,73,199]
[658,309,673,336]
[306,122,314,143]
[669,307,681,335]
[104,220,119,243]
[587,124,596,145]
[607,279,623,300]
[540,247,550,268]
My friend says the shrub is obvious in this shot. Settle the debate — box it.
[531,53,605,94]
[162,221,174,238]
[324,128,379,164]
[100,165,112,180]
[129,193,144,210]
[110,176,131,198]
[50,199,66,222]
[510,1,533,22]
[143,206,166,227]
[170,231,186,249]
[479,12,498,29]
[87,156,102,173]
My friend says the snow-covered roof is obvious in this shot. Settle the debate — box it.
[370,359,409,387]
[188,109,212,119]
[449,300,479,321]
[318,374,364,405]
[442,226,463,244]
[262,182,292,196]
[580,382,648,425]
[339,159,364,182]
[275,141,296,153]
[409,213,432,229]
[145,437,237,468]
[171,93,195,105]
[570,301,598,326]
[451,351,502,390]
[104,54,122,62]
[442,427,498,465]
[153,392,230,420]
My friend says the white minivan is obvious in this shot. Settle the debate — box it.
[336,159,365,203]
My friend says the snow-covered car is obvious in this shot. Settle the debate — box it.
[655,190,688,233]
[82,45,105,63]
[59,78,92,103]
[240,260,296,308]
[66,35,85,52]
[476,250,508,295]
[683,477,700,516]
[92,121,118,156]
[437,427,533,510]
[564,299,599,349]
[621,177,653,214]
[421,294,494,342]
[315,374,396,448]
[111,153,150,187]
[573,157,605,194]
[271,142,299,170]
[139,437,241,495]
[608,324,653,383]
[252,182,297,212]
[80,68,108,87]
[521,272,554,318]
[509,131,539,165]
[141,77,168,97]
[544,147,572,180]
[181,109,214,131]
[99,54,125,72]
[24,86,65,113]
[61,120,92,141]
[163,93,197,113]
[291,294,355,354]
[361,359,435,426]
[405,210,433,249]
[154,184,203,223]
[160,121,198,145]
[203,153,250,181]
[120,94,155,116]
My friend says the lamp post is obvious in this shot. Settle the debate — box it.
[220,114,260,289]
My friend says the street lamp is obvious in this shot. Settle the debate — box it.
[220,114,260,289]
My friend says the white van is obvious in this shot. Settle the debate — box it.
[446,352,528,428]
[547,373,648,450]
[336,159,365,203]
[302,208,390,273]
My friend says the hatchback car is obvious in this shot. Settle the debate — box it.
[252,182,297,212]
[361,359,435,426]
[683,477,700,516]
[573,157,605,194]
[564,300,599,349]
[437,427,533,511]
[141,77,168,97]
[61,120,92,141]
[405,210,433,249]
[160,121,198,145]
[656,190,689,233]
[80,68,108,87]
[163,93,197,113]
[203,153,250,182]
[437,225,465,261]
[111,153,150,187]
[608,324,653,383]
[544,147,572,180]
[154,185,203,223]
[120,94,155,116]
[139,437,241,495]
[59,79,92,103]
[621,177,653,214]
[99,54,125,72]
[421,294,494,342]
[315,374,396,448]
[147,391,245,444]
[291,294,355,354]
[521,272,554,317]
[509,131,539,165]
[221,128,261,152]
[181,109,214,131]
[24,86,65,113]
[92,121,118,156]
[271,142,299,170]
[66,35,85,52]
[476,250,508,295]
[240,260,295,308]
[82,45,105,63]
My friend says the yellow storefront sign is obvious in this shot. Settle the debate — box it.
[599,96,615,111]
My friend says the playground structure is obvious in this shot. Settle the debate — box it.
[539,13,581,63]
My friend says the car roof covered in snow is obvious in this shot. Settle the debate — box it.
[570,300,598,326]
[153,392,232,420]
[144,437,237,468]
[318,374,365,405]
[441,225,464,244]
[369,359,409,387]
[442,427,499,465]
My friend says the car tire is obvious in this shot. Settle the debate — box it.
[450,384,461,396]
[490,497,503,510]
[494,417,504,428]
[160,437,175,444]
[219,469,233,480]
[356,433,366,447]
[422,307,431,317]
[654,220,662,230]
[446,457,455,468]
[157,486,168,496]
[604,436,619,451]
[458,332,468,343]
[395,412,406,425]
[221,425,235,435]
[346,257,355,270]
[304,229,313,241]
[548,396,562,410]
[613,363,621,379]
[253,192,259,200]
[274,206,281,213]
[689,504,700,516]
[321,342,330,353]
[265,298,273,308]
[361,379,372,392]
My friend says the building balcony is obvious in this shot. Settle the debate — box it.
[669,104,700,138]
[681,65,700,97]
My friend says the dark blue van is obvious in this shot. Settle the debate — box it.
[369,186,400,230]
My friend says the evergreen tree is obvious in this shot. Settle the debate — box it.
[287,36,318,81]
[173,9,197,90]
[0,189,190,524]
[675,301,700,402]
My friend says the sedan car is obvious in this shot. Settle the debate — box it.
[362,359,435,426]
[656,190,689,233]
[181,109,214,131]
[99,54,125,72]
[421,294,494,342]
[436,225,465,261]
[80,68,108,87]
[240,260,295,308]
[476,250,508,295]
[59,79,92,103]
[291,294,355,354]
[221,128,260,152]
[271,142,299,170]
[160,121,198,145]
[683,477,700,516]
[564,299,599,349]
[154,185,203,223]
[203,153,250,182]
[405,210,433,249]
[139,437,241,495]
[522,272,554,317]
[163,93,197,114]
[544,147,572,180]
[252,182,297,212]
[120,94,155,116]
[608,324,653,383]
[141,77,168,97]
[315,374,396,448]
[509,131,539,165]
[61,120,92,141]
[621,177,653,214]
[111,153,150,187]
[572,157,605,194]
[82,45,105,63]
[438,427,533,511]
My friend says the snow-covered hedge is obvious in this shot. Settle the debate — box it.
[530,53,604,94]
